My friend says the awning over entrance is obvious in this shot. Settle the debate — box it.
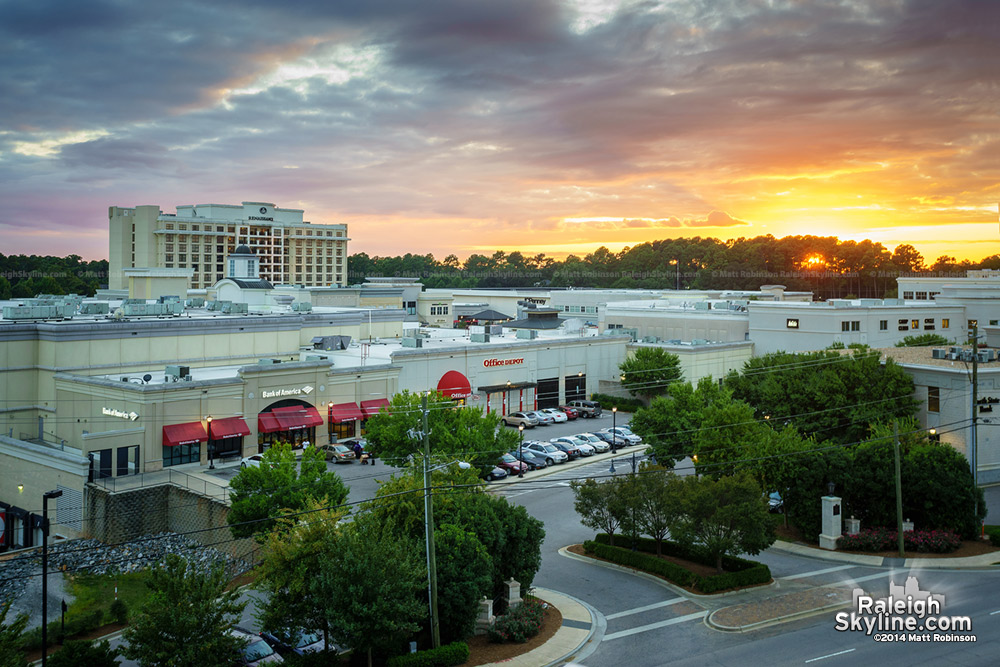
[258,412,283,433]
[478,381,538,393]
[360,398,391,418]
[271,405,324,430]
[162,422,208,447]
[208,417,251,440]
[437,370,473,399]
[329,402,363,424]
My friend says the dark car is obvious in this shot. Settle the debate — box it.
[510,448,548,470]
[589,430,619,445]
[231,628,284,665]
[549,439,581,460]
[481,465,509,482]
[260,629,339,656]
[497,453,529,475]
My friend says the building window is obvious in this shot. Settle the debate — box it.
[841,321,850,332]
[916,291,927,300]
[927,386,940,413]
[911,319,919,330]
[851,321,860,331]
[969,320,978,329]
[903,291,914,300]
[930,292,940,299]
[879,320,888,331]
[786,318,799,329]
[924,318,935,331]
[406,301,417,315]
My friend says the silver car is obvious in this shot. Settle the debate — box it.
[527,410,554,426]
[524,441,568,465]
[503,411,539,428]
[551,436,595,456]
[575,432,610,453]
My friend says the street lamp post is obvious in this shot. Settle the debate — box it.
[518,424,525,478]
[41,489,63,667]
[612,406,618,454]
[206,416,214,469]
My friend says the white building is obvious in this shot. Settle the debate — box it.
[109,201,349,290]
[600,299,751,343]
[898,270,1000,331]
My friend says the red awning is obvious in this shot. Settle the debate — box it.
[271,405,324,430]
[437,370,473,400]
[162,422,208,447]
[207,417,251,440]
[257,412,283,433]
[360,398,391,418]
[329,402,363,424]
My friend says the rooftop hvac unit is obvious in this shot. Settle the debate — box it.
[402,337,423,348]
[983,349,997,362]
[471,333,490,343]
[516,329,537,340]
[931,348,947,359]
[949,346,962,355]
[165,365,190,380]
[947,352,960,360]
[258,358,280,365]
[694,302,710,310]
[642,336,660,343]
[488,325,503,335]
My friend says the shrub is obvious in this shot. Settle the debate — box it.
[109,598,128,625]
[47,639,119,667]
[386,641,470,667]
[987,526,1000,548]
[488,597,546,644]
[836,527,962,553]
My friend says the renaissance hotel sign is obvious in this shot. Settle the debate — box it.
[483,357,524,368]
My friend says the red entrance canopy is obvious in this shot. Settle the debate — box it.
[257,412,283,434]
[329,402,363,424]
[208,416,251,440]
[162,422,208,447]
[271,405,324,430]
[360,398,391,418]
[437,370,473,400]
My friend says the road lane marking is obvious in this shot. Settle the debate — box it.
[781,565,856,581]
[602,611,708,641]
[990,610,1000,615]
[844,570,901,585]
[605,597,687,620]
[805,648,855,663]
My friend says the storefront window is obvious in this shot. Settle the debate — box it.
[163,442,200,467]
[329,422,354,440]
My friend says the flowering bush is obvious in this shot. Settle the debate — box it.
[837,527,962,553]
[488,597,545,644]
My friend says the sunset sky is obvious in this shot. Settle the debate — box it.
[1,0,998,263]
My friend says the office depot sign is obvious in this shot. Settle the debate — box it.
[483,357,524,368]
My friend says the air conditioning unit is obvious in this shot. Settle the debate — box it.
[165,365,190,379]
[931,348,947,359]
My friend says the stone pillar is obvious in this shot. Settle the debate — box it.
[505,578,522,610]
[845,516,860,536]
[819,495,842,550]
[475,596,495,635]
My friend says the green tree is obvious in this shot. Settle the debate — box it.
[691,399,770,478]
[47,639,119,667]
[364,391,517,471]
[316,521,424,666]
[570,477,631,547]
[0,277,11,300]
[254,500,347,652]
[0,599,28,667]
[629,378,731,468]
[121,555,247,667]
[433,524,494,643]
[227,443,348,539]
[671,473,777,573]
[896,333,951,347]
[629,465,682,555]
[619,348,683,401]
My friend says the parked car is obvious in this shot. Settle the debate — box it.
[567,399,602,418]
[549,439,581,460]
[232,628,284,665]
[603,427,642,445]
[482,465,509,482]
[502,412,538,428]
[240,455,264,469]
[539,408,568,423]
[551,436,595,456]
[526,410,554,426]
[260,629,339,657]
[510,448,548,470]
[768,492,784,514]
[558,405,579,420]
[340,437,373,462]
[575,432,610,453]
[524,441,568,465]
[497,453,528,475]
[589,430,622,446]
[319,444,355,463]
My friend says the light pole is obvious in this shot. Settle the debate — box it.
[612,406,618,454]
[42,489,63,667]
[206,416,215,469]
[518,424,525,478]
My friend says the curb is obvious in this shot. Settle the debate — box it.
[705,597,851,633]
[558,545,777,600]
[769,539,1000,570]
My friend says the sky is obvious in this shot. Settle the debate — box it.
[1,0,998,263]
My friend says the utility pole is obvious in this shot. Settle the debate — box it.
[971,322,979,519]
[421,392,441,649]
[893,422,904,558]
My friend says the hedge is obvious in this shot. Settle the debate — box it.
[987,525,1000,548]
[589,393,644,413]
[836,527,962,553]
[20,607,106,651]
[386,641,470,667]
[586,534,772,593]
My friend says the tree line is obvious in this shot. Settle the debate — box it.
[0,254,108,299]
[349,236,1000,299]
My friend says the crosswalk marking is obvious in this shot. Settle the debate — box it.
[780,565,856,581]
[605,597,687,620]
[602,611,708,641]
[842,570,901,585]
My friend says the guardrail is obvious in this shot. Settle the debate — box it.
[90,468,231,503]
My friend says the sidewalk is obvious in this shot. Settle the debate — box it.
[770,539,1000,569]
[478,588,600,667]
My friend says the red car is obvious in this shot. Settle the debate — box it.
[558,406,579,420]
[497,453,528,475]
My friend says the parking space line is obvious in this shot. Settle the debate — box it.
[781,565,856,581]
[605,597,687,620]
[602,611,708,641]
[805,648,855,663]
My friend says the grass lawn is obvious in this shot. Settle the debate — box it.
[65,570,153,624]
